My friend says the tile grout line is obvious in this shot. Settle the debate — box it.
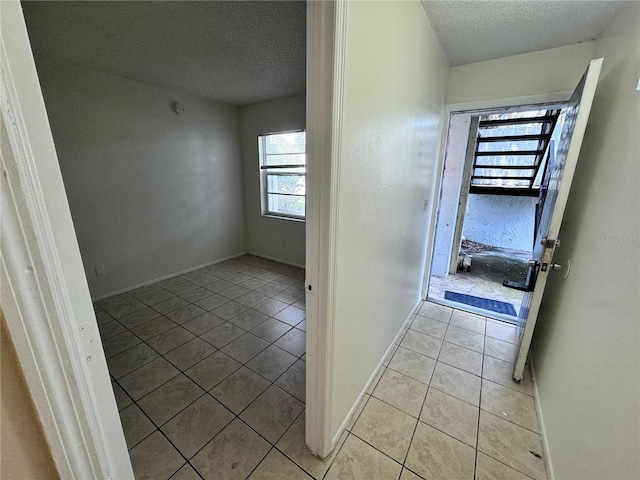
[108,284,305,384]
[338,301,539,480]
[272,409,315,475]
[108,262,537,480]
[116,373,201,471]
[473,329,487,480]
[404,304,478,479]
[114,317,301,407]
[101,255,308,479]
[476,317,542,480]
[349,331,437,479]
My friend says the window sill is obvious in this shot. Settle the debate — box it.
[262,213,305,223]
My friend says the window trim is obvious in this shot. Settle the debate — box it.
[258,130,306,222]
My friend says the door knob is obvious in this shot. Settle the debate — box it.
[527,260,538,267]
[551,263,562,271]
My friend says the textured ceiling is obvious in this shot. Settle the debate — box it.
[22,1,306,106]
[421,1,625,66]
[22,1,625,103]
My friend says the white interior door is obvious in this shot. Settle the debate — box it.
[513,58,603,381]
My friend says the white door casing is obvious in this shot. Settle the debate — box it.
[305,0,347,459]
[513,58,603,381]
[1,2,133,478]
[448,116,480,275]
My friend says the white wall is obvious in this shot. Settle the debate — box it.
[432,114,470,277]
[464,194,536,251]
[531,3,640,478]
[239,95,306,267]
[447,42,596,105]
[34,58,246,298]
[330,0,449,436]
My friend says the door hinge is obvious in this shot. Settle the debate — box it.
[540,238,560,271]
[541,237,560,248]
[78,322,100,363]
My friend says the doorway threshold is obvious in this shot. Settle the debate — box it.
[426,295,518,325]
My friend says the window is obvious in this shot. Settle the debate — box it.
[258,131,306,220]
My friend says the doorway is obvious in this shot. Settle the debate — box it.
[427,104,566,323]
[18,1,312,478]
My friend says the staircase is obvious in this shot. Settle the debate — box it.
[470,109,562,196]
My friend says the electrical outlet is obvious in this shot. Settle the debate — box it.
[94,265,105,276]
[281,238,287,248]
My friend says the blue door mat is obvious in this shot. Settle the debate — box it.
[444,291,517,316]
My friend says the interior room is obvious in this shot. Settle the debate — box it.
[20,0,307,299]
[2,1,638,480]
[18,1,311,477]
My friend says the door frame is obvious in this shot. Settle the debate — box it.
[421,92,573,300]
[4,0,343,473]
[305,0,347,459]
[448,116,480,275]
[1,2,133,477]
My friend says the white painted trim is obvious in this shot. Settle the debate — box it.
[0,6,133,478]
[530,357,556,480]
[331,299,421,446]
[447,92,572,114]
[421,113,452,300]
[322,0,348,456]
[305,0,347,459]
[91,252,249,301]
[448,116,479,275]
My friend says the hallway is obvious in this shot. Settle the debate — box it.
[98,255,545,479]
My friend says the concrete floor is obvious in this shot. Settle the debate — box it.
[428,252,529,319]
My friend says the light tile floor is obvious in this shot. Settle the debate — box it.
[97,255,546,480]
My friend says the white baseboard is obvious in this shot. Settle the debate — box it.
[247,250,305,269]
[530,356,555,480]
[330,298,422,447]
[91,252,249,301]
